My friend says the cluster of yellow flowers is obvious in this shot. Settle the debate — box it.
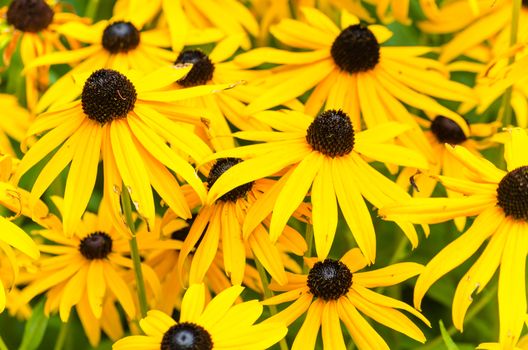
[0,0,527,349]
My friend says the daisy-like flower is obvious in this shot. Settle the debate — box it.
[0,94,32,156]
[397,114,499,230]
[156,0,259,51]
[206,109,427,262]
[16,201,171,325]
[249,0,373,43]
[365,0,440,24]
[113,283,288,350]
[160,39,271,150]
[234,7,474,154]
[0,0,85,111]
[15,67,234,234]
[25,2,223,112]
[262,248,429,349]
[177,157,308,287]
[0,153,51,312]
[379,128,528,348]
[146,210,264,314]
[418,0,518,63]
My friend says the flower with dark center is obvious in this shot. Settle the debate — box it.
[81,68,137,124]
[161,322,213,350]
[497,166,528,221]
[79,232,113,260]
[307,259,352,300]
[6,0,54,33]
[207,158,254,202]
[331,24,380,74]
[306,109,355,157]
[430,115,468,145]
[175,50,215,87]
[102,21,141,54]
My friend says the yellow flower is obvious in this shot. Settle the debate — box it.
[263,248,429,350]
[397,114,499,230]
[113,284,288,350]
[177,158,308,287]
[365,0,441,24]
[17,201,169,324]
[0,154,46,313]
[15,67,233,234]
[157,39,271,150]
[206,109,427,262]
[25,0,222,113]
[148,204,269,314]
[234,7,474,155]
[0,0,85,111]
[379,128,528,348]
[418,0,516,63]
[157,0,259,51]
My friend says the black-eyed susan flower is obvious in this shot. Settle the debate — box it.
[206,109,427,262]
[14,67,235,234]
[397,114,499,230]
[0,0,85,111]
[146,208,265,314]
[249,0,373,43]
[0,153,53,313]
[0,219,39,313]
[16,201,170,324]
[262,248,429,349]
[379,128,528,348]
[177,158,308,287]
[25,1,223,112]
[157,0,259,51]
[366,0,441,24]
[234,7,475,154]
[112,283,288,350]
[418,0,519,63]
[159,40,271,150]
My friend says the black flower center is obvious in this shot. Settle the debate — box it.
[102,21,140,54]
[161,322,213,350]
[81,69,137,124]
[7,0,54,33]
[307,259,352,300]
[207,158,253,202]
[430,116,468,145]
[175,50,215,87]
[497,166,528,221]
[331,24,380,74]
[306,109,355,157]
[79,232,113,260]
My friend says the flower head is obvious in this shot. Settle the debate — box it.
[113,284,288,350]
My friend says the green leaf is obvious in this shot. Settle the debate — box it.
[19,299,49,350]
[439,320,460,350]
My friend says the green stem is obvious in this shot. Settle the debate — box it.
[419,283,498,350]
[120,186,148,318]
[0,335,7,350]
[53,320,69,350]
[84,0,101,20]
[498,0,522,127]
[255,258,289,350]
[303,223,314,274]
